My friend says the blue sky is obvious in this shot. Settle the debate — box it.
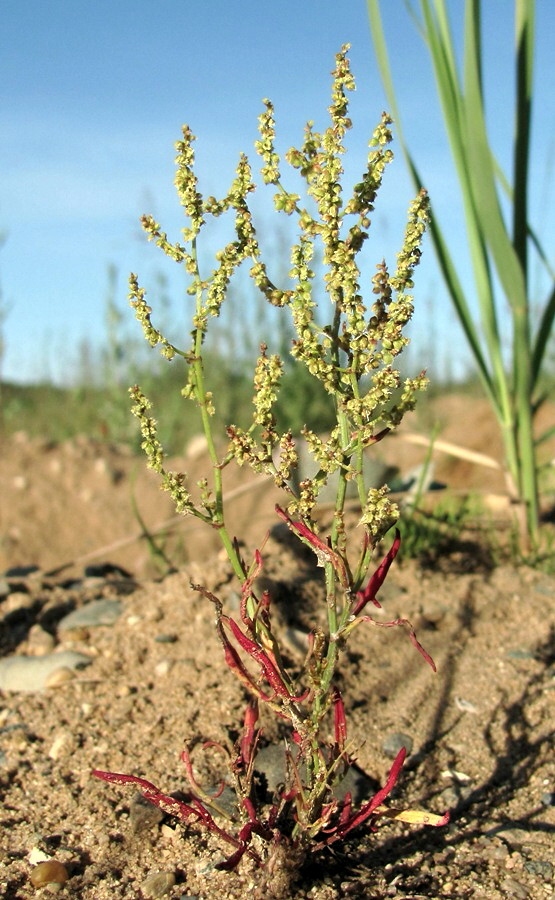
[1,1,554,385]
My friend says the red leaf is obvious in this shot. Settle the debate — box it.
[319,747,406,847]
[275,505,349,587]
[352,529,401,616]
[358,614,436,672]
[223,615,308,702]
[217,620,274,701]
[332,687,347,752]
[239,699,260,769]
[93,770,203,824]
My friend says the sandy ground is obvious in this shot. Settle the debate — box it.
[1,395,554,899]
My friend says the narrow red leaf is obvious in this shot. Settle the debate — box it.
[359,614,436,672]
[352,529,401,616]
[239,699,259,769]
[223,615,308,702]
[217,619,274,701]
[332,687,347,752]
[275,505,349,587]
[338,792,353,826]
[320,747,406,846]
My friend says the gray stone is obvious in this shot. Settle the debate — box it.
[58,598,122,631]
[382,732,413,759]
[254,744,378,803]
[129,792,165,833]
[523,860,553,878]
[0,650,92,692]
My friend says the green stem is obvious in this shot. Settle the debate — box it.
[189,244,246,583]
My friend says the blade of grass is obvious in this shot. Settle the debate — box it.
[368,0,547,544]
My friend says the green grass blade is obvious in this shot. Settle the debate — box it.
[532,281,555,383]
[368,0,545,542]
[512,0,534,269]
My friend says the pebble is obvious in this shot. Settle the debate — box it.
[154,660,173,677]
[48,730,73,761]
[501,876,529,898]
[254,743,287,793]
[154,633,178,643]
[29,859,69,889]
[129,792,165,833]
[333,762,379,804]
[382,732,413,759]
[524,859,553,878]
[84,562,132,579]
[141,871,176,898]
[541,791,555,806]
[0,650,92,692]
[26,624,56,655]
[506,648,536,661]
[58,598,123,631]
[455,696,478,714]
[4,564,40,579]
[441,768,472,784]
[254,744,377,804]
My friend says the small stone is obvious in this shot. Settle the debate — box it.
[501,877,529,898]
[27,625,56,655]
[84,562,132,579]
[334,762,379,804]
[506,648,536,660]
[141,871,176,898]
[28,848,51,865]
[154,633,178,643]
[254,744,287,792]
[5,564,40,578]
[0,651,92,692]
[382,732,413,759]
[441,768,472,784]
[154,660,172,677]
[524,859,553,878]
[454,696,478,714]
[418,602,448,626]
[45,667,76,688]
[29,860,69,889]
[58,598,122,631]
[48,731,72,760]
[129,792,165,833]
[540,791,555,807]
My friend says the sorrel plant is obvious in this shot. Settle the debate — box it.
[94,46,448,876]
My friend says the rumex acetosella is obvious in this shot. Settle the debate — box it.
[94,45,448,886]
